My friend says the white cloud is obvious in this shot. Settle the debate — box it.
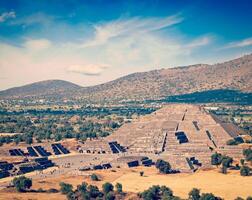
[223,37,252,49]
[67,64,109,75]
[24,39,52,50]
[0,11,16,23]
[83,14,183,47]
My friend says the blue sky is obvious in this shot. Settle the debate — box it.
[0,0,252,90]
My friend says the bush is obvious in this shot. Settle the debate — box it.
[211,153,222,166]
[115,182,122,193]
[105,192,115,200]
[240,166,251,176]
[59,182,73,194]
[155,159,171,174]
[102,182,114,194]
[140,171,144,176]
[243,149,252,161]
[199,193,220,200]
[12,176,32,192]
[141,185,174,200]
[88,185,101,198]
[189,188,201,200]
[221,156,233,168]
[91,173,99,181]
[77,182,88,193]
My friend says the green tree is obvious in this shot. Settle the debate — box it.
[240,159,245,166]
[155,159,171,174]
[105,192,115,200]
[199,193,219,200]
[12,176,32,192]
[211,153,222,166]
[59,182,73,194]
[102,182,114,194]
[88,185,101,198]
[189,188,201,200]
[240,166,251,176]
[91,173,99,181]
[221,156,233,168]
[115,182,122,193]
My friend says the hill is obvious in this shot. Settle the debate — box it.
[0,80,81,99]
[0,54,251,102]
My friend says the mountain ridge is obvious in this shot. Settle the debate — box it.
[1,54,252,102]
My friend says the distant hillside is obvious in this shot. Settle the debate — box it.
[0,80,81,99]
[0,54,252,102]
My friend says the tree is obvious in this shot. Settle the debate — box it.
[211,153,222,166]
[77,182,87,193]
[199,193,220,200]
[115,182,122,193]
[221,166,227,174]
[12,176,32,192]
[240,159,245,166]
[221,156,233,168]
[141,185,160,200]
[59,182,73,194]
[91,173,99,181]
[160,185,173,197]
[189,188,201,200]
[102,182,114,194]
[243,149,252,162]
[88,185,101,198]
[140,171,144,176]
[155,159,171,174]
[105,192,115,200]
[240,166,251,176]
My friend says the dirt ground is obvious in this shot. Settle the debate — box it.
[0,166,251,200]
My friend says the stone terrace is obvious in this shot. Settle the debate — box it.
[80,104,244,172]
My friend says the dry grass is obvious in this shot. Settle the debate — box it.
[0,167,251,200]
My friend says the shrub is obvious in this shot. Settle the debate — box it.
[140,171,144,176]
[155,159,171,174]
[243,149,252,161]
[77,182,88,193]
[211,152,222,166]
[88,185,101,198]
[221,156,233,168]
[59,182,73,194]
[240,159,245,166]
[66,191,75,200]
[115,182,122,193]
[199,193,220,200]
[102,182,114,194]
[12,176,32,192]
[189,188,201,200]
[240,166,251,176]
[91,173,99,181]
[105,192,115,200]
[141,185,174,200]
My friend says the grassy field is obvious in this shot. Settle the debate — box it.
[0,166,251,200]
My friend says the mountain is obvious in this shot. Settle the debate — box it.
[0,54,252,102]
[0,80,81,99]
